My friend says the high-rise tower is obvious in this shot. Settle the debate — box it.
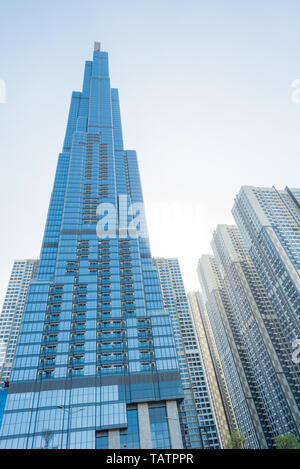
[0,44,183,449]
[198,211,300,448]
[187,290,236,448]
[211,224,300,447]
[232,186,300,415]
[0,259,38,431]
[0,259,38,387]
[153,257,221,449]
[197,255,262,449]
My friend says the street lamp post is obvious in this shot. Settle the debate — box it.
[57,405,84,449]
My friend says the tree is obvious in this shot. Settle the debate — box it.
[275,433,300,449]
[41,430,54,449]
[225,430,245,449]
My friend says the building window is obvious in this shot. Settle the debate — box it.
[96,431,108,449]
[120,408,140,449]
[149,405,171,449]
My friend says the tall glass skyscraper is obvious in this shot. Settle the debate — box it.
[153,258,221,449]
[0,43,183,449]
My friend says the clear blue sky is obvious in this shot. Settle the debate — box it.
[1,0,300,306]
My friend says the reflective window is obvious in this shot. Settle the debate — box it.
[149,405,171,449]
[96,431,108,449]
[120,408,140,449]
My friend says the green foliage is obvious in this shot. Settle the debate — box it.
[275,433,300,449]
[225,430,245,449]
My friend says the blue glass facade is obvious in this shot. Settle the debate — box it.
[149,405,171,449]
[120,407,140,449]
[0,44,183,449]
[0,389,8,430]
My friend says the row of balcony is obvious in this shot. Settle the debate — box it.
[39,354,154,370]
[42,330,152,343]
[41,339,153,350]
[44,319,150,328]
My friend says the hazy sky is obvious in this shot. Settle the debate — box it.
[1,0,300,307]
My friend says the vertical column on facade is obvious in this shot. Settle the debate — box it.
[137,402,152,448]
[108,429,120,449]
[166,400,183,449]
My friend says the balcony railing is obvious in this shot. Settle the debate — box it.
[42,336,58,344]
[98,323,125,331]
[71,325,86,331]
[99,355,127,364]
[99,344,125,352]
[40,349,57,357]
[39,360,55,369]
[139,342,152,350]
[98,366,127,375]
[69,369,84,377]
[99,333,124,341]
[70,347,85,353]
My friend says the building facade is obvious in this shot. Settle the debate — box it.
[0,259,38,387]
[187,290,236,447]
[197,254,263,448]
[0,44,184,449]
[0,389,7,430]
[211,224,300,447]
[232,186,300,418]
[154,258,221,449]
